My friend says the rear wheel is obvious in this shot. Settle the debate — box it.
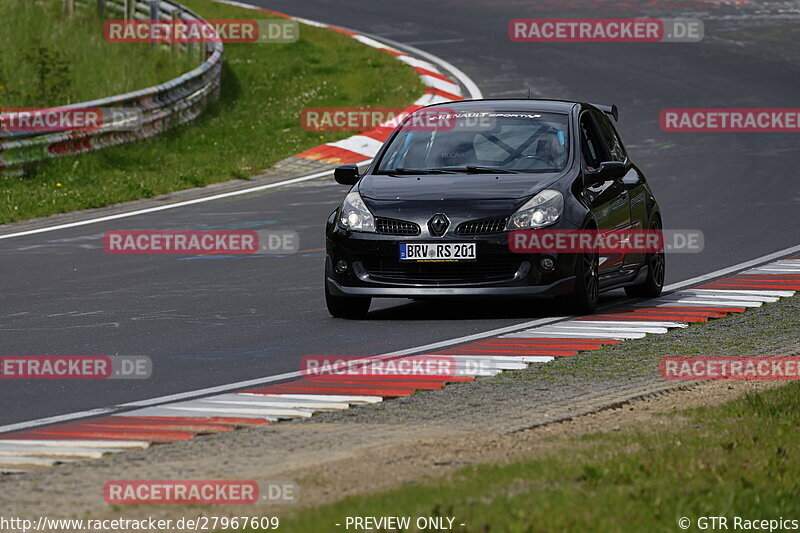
[325,282,371,319]
[558,250,599,315]
[624,219,665,298]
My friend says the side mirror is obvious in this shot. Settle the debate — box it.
[334,164,360,185]
[585,161,626,186]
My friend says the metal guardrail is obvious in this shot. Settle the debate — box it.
[0,0,223,173]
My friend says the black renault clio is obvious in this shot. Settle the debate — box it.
[325,99,664,318]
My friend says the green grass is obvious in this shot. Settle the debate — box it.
[0,0,424,223]
[0,0,197,106]
[262,383,800,533]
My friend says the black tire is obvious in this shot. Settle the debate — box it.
[558,250,599,315]
[624,219,666,298]
[325,282,371,319]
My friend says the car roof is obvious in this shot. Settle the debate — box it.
[423,98,579,114]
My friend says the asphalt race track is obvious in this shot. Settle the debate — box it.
[1,0,798,426]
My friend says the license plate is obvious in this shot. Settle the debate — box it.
[399,243,477,261]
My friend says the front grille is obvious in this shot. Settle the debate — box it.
[375,217,421,236]
[456,217,508,235]
[361,255,522,284]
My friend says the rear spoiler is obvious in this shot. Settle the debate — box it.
[592,103,619,122]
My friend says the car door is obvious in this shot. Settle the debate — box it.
[592,110,649,269]
[579,110,631,275]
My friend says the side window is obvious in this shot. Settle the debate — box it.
[579,113,606,170]
[593,111,627,162]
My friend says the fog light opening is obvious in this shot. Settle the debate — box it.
[335,259,349,274]
[540,257,555,271]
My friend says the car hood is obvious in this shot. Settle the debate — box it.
[358,172,562,201]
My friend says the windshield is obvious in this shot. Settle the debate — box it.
[376,111,570,174]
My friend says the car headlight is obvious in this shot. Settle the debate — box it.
[508,189,564,229]
[338,191,375,232]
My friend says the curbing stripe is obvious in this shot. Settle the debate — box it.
[548,324,670,334]
[247,393,383,404]
[138,404,313,419]
[0,456,62,468]
[0,445,118,459]
[0,439,150,449]
[573,320,688,328]
[8,256,798,472]
[120,407,276,422]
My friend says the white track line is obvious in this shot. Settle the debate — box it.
[375,34,484,99]
[0,169,337,241]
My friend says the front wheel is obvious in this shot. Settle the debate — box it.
[325,282,371,319]
[557,250,599,315]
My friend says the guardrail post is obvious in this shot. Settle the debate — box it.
[149,0,160,20]
[149,0,160,48]
[124,0,135,20]
[97,0,106,16]
[64,0,75,15]
[171,10,180,54]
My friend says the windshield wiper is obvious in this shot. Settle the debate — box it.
[382,168,458,175]
[431,166,519,174]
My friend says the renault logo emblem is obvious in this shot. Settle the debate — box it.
[428,213,450,237]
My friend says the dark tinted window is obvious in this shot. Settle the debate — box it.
[593,110,627,162]
[579,113,606,170]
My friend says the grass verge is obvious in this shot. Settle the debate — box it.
[0,0,196,107]
[262,382,800,533]
[0,0,424,224]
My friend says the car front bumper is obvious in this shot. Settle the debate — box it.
[326,223,580,299]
